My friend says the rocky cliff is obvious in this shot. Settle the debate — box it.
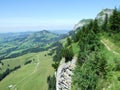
[56,57,77,90]
[96,8,113,24]
[73,9,113,31]
[73,19,92,30]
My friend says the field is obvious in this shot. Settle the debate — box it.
[0,51,54,90]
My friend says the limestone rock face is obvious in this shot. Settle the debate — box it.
[96,9,113,19]
[73,19,92,30]
[73,9,113,31]
[96,9,113,24]
[56,57,77,90]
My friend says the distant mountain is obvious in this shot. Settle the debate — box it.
[49,30,70,34]
[0,30,65,60]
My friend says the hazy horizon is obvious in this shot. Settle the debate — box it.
[0,0,119,33]
[0,29,71,34]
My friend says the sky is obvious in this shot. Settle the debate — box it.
[0,0,119,33]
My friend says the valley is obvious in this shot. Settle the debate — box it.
[0,30,65,60]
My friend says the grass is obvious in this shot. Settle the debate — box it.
[59,38,67,46]
[96,47,120,90]
[109,72,120,90]
[100,38,120,90]
[0,53,36,73]
[0,51,54,90]
[71,42,79,55]
[71,37,120,90]
[102,38,120,54]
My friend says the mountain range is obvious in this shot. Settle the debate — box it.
[0,30,66,60]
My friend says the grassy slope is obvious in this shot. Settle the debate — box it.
[100,38,120,90]
[0,53,36,73]
[70,36,120,90]
[60,37,80,55]
[0,51,54,90]
[71,42,79,55]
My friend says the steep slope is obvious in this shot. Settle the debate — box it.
[54,8,120,90]
[71,8,120,90]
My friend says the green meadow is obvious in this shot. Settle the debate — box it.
[0,51,54,90]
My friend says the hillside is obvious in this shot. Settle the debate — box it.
[0,30,65,60]
[50,8,120,90]
[0,30,65,90]
[0,51,54,90]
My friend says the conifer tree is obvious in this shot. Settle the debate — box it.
[61,46,74,62]
[93,19,99,34]
[66,37,72,46]
[102,14,108,32]
[109,7,120,33]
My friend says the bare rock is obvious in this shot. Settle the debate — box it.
[56,57,77,90]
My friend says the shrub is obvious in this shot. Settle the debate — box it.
[62,47,74,62]
[24,60,32,65]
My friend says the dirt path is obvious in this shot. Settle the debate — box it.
[34,56,40,72]
[101,40,119,55]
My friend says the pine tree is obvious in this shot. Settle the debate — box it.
[102,14,108,32]
[73,29,81,42]
[61,47,74,62]
[73,34,78,42]
[87,20,93,31]
[93,19,99,34]
[66,37,72,46]
[109,7,120,33]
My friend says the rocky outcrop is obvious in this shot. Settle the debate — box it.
[73,9,113,31]
[56,57,77,90]
[96,9,113,19]
[96,9,113,24]
[73,19,92,30]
